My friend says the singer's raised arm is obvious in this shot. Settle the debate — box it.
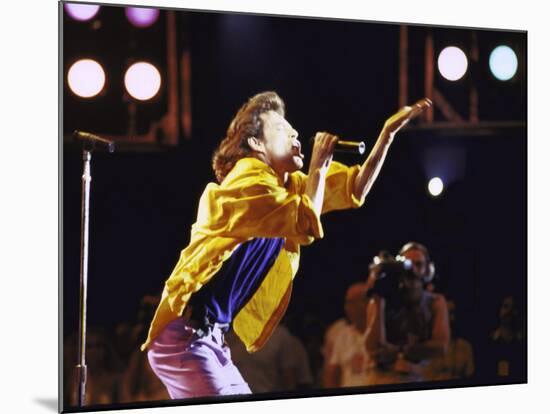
[353,99,432,202]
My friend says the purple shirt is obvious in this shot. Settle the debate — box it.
[188,237,285,326]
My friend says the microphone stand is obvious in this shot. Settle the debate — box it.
[75,146,91,407]
[73,134,114,407]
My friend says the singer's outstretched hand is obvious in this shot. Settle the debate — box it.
[383,98,433,137]
[351,98,432,202]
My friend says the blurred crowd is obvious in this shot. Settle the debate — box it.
[63,241,525,407]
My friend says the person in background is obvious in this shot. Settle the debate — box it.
[491,295,525,344]
[226,323,313,393]
[119,295,170,403]
[365,242,450,384]
[425,298,474,380]
[323,282,372,387]
[488,294,526,380]
[321,317,349,380]
[64,328,122,406]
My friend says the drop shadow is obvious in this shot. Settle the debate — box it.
[34,398,58,412]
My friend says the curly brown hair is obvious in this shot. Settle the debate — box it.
[212,91,286,183]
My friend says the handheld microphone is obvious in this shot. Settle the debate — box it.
[73,130,115,153]
[334,140,366,155]
[309,137,366,155]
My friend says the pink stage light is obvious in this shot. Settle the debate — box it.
[124,62,162,101]
[67,59,106,98]
[125,7,160,28]
[64,3,101,22]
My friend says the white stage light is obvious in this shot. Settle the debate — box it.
[428,177,444,197]
[124,62,162,101]
[67,59,106,98]
[437,46,468,81]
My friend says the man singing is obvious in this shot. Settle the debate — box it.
[141,91,431,398]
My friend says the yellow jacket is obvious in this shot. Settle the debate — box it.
[141,157,364,352]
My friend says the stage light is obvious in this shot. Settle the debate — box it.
[125,7,160,28]
[124,62,162,101]
[428,177,444,197]
[64,3,101,21]
[489,45,518,81]
[67,59,106,98]
[437,46,468,81]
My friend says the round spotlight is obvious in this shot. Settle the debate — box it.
[125,7,160,28]
[489,45,518,81]
[64,4,101,21]
[428,177,444,197]
[437,46,468,81]
[67,59,106,98]
[124,62,162,101]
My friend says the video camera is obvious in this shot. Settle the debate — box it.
[367,250,416,307]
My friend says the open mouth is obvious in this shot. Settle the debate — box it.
[291,142,304,159]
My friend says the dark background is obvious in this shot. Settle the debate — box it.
[62,3,527,394]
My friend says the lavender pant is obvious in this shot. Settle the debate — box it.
[147,317,251,399]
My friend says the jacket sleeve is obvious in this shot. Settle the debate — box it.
[193,160,323,245]
[291,161,365,215]
[322,161,365,214]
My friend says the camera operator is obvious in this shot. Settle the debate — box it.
[365,242,450,384]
